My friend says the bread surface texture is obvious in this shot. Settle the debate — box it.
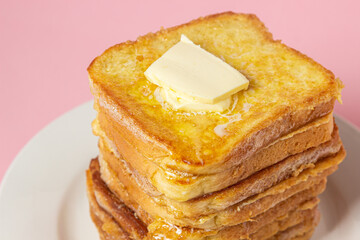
[88,12,343,172]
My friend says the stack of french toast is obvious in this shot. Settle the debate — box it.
[86,12,346,240]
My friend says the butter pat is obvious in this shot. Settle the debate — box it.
[160,87,232,112]
[144,35,249,107]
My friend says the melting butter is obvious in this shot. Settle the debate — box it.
[145,35,249,112]
[214,113,242,137]
[160,87,231,112]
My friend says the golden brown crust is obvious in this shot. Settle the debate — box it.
[98,144,345,229]
[86,162,131,240]
[89,159,148,239]
[100,151,329,230]
[98,129,343,224]
[87,12,270,74]
[89,209,130,240]
[95,113,334,201]
[88,12,343,176]
[146,203,319,240]
[87,157,321,239]
[89,200,316,240]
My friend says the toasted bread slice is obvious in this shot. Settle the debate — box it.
[98,144,344,229]
[99,155,330,229]
[94,113,334,201]
[87,160,320,239]
[88,12,343,177]
[97,128,343,225]
[146,200,319,240]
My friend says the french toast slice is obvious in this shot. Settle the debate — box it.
[94,113,334,201]
[88,12,343,178]
[98,145,344,229]
[146,200,320,240]
[97,127,343,223]
[87,160,320,239]
[90,204,317,240]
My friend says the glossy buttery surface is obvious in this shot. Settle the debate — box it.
[89,13,342,168]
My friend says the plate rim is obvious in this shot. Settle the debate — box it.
[0,100,93,198]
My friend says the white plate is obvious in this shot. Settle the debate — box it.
[0,101,359,240]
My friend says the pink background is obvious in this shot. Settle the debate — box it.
[1,0,359,183]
